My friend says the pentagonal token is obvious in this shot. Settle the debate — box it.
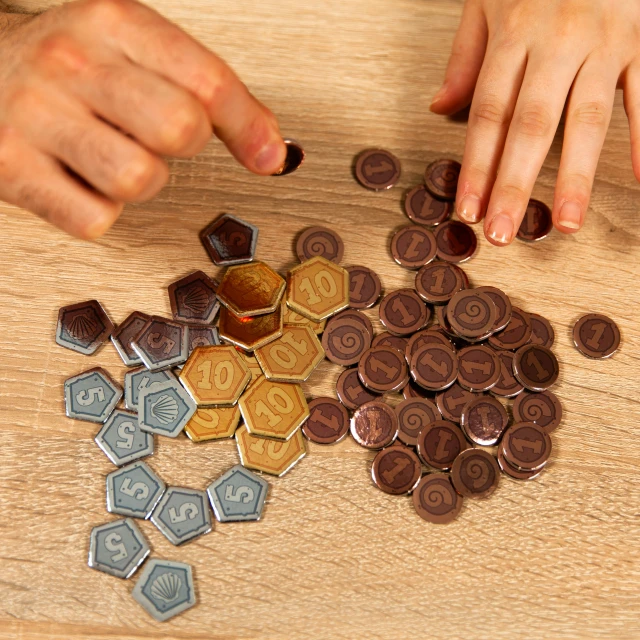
[207,464,269,522]
[237,351,264,382]
[513,344,559,391]
[179,345,251,406]
[111,311,150,366]
[239,378,309,440]
[185,324,220,356]
[168,270,220,324]
[184,405,241,442]
[151,487,212,546]
[302,397,350,444]
[218,305,283,351]
[131,316,189,371]
[107,461,166,519]
[282,306,326,334]
[321,318,370,367]
[132,559,196,622]
[138,380,196,438]
[412,473,463,524]
[124,367,177,411]
[346,265,382,309]
[236,424,306,476]
[371,444,422,495]
[451,449,500,499]
[200,213,258,266]
[501,422,552,471]
[95,409,154,466]
[64,367,122,423]
[56,300,114,355]
[286,256,350,321]
[255,325,324,382]
[88,518,150,579]
[296,226,344,263]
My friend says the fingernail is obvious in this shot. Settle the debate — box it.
[487,214,514,245]
[430,83,448,108]
[457,195,481,223]
[255,140,284,173]
[558,201,582,230]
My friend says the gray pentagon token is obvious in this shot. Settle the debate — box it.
[124,367,176,411]
[151,487,213,545]
[64,367,122,424]
[131,316,189,371]
[95,409,154,466]
[107,461,166,519]
[206,464,269,523]
[88,518,150,579]
[138,380,196,438]
[132,559,196,622]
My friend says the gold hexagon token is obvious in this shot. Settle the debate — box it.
[255,325,324,383]
[179,345,251,406]
[287,256,349,322]
[217,262,286,317]
[184,405,241,442]
[282,306,327,334]
[237,350,264,382]
[218,305,283,351]
[236,424,306,476]
[239,377,309,440]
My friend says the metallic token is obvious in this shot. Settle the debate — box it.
[460,396,508,446]
[371,445,422,495]
[168,271,220,324]
[572,313,620,359]
[512,390,562,433]
[185,324,221,356]
[336,368,379,410]
[302,397,350,444]
[106,461,166,519]
[405,329,453,364]
[434,220,477,263]
[446,290,496,339]
[56,300,114,355]
[131,559,196,622]
[501,422,552,471]
[282,306,326,334]
[379,289,429,336]
[354,148,401,191]
[516,199,553,242]
[235,424,306,476]
[488,307,532,351]
[64,367,122,423]
[410,343,458,392]
[88,518,150,579]
[404,184,452,226]
[395,397,441,447]
[434,303,459,339]
[218,305,283,351]
[272,138,305,176]
[412,473,462,524]
[528,313,555,349]
[350,401,399,449]
[401,380,433,400]
[415,261,467,304]
[451,449,500,499]
[457,345,501,392]
[138,380,196,438]
[237,351,264,382]
[358,346,409,393]
[424,158,461,200]
[184,405,242,442]
[475,286,512,333]
[390,225,437,269]
[513,344,559,391]
[331,309,374,341]
[151,487,213,546]
[207,464,269,522]
[489,349,524,398]
[111,311,150,366]
[346,265,382,309]
[124,367,176,411]
[95,409,154,466]
[296,226,344,263]
[416,420,469,470]
[436,382,477,424]
[497,447,545,481]
[131,316,189,371]
[200,213,258,266]
[372,332,408,352]
[322,317,371,366]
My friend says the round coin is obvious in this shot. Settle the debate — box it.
[447,290,496,339]
[347,266,382,309]
[379,289,429,336]
[512,390,562,433]
[405,329,453,364]
[424,159,461,200]
[336,368,378,411]
[416,420,469,470]
[302,397,350,444]
[501,422,552,471]
[351,401,399,449]
[516,199,553,242]
[415,261,467,304]
[412,473,463,524]
[404,184,453,226]
[451,448,500,499]
[572,313,620,359]
[354,148,401,191]
[371,445,422,495]
[436,383,478,424]
[402,380,433,400]
[457,345,501,392]
[475,286,512,333]
[296,226,344,263]
[331,309,374,341]
[272,139,305,176]
[434,221,477,263]
[372,332,408,353]
[358,346,409,393]
[434,304,458,339]
[460,396,509,446]
[489,349,525,398]
[395,397,441,447]
[528,313,555,348]
[322,317,371,366]
[513,344,559,391]
[488,307,532,351]
[390,225,437,269]
[497,447,545,481]
[410,343,459,392]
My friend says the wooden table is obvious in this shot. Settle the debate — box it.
[2,0,640,638]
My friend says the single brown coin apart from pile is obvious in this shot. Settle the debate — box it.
[336,368,378,411]
[447,290,497,339]
[296,226,344,263]
[436,383,478,423]
[475,286,512,333]
[488,307,532,350]
[434,221,477,263]
[372,332,408,353]
[415,261,467,304]
[412,473,463,524]
[457,345,501,392]
[390,225,437,269]
[424,159,461,200]
[404,185,453,226]
[350,401,399,449]
[451,449,501,499]
[501,422,552,471]
[489,349,525,398]
[379,289,429,336]
[347,266,382,309]
[358,346,409,393]
[331,309,374,341]
[513,344,559,391]
[272,139,305,176]
[302,398,350,444]
[371,445,422,495]
[410,343,459,392]
[395,397,442,447]
[517,199,553,242]
[528,313,555,348]
[460,396,509,446]
[355,148,401,191]
[497,447,545,481]
[512,390,562,433]
[322,317,371,366]
[416,420,469,470]
[405,329,453,364]
[573,313,621,359]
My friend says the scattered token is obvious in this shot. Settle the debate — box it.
[447,290,496,339]
[512,390,562,433]
[354,148,401,191]
[95,409,154,466]
[410,343,458,391]
[346,265,382,309]
[379,289,429,335]
[111,311,150,367]
[64,367,123,424]
[56,299,114,355]
[372,332,408,352]
[434,220,477,263]
[183,405,242,442]
[404,184,453,226]
[200,213,258,266]
[151,487,213,545]
[235,424,306,477]
[424,159,460,200]
[412,473,463,524]
[185,325,221,355]
[405,328,453,364]
[282,306,326,334]
[358,346,409,393]
[573,313,620,359]
[528,312,555,348]
[457,345,501,392]
[416,420,469,470]
[138,379,197,438]
[436,382,478,424]
[513,344,559,391]
[395,397,441,447]
[217,262,285,317]
[371,445,422,495]
[475,286,512,333]
[350,401,399,449]
[501,422,552,471]
[415,261,467,304]
[488,306,532,351]
[451,449,500,499]
[106,461,166,519]
[489,349,525,398]
[296,226,344,263]
[124,367,176,411]
[207,464,269,522]
[131,316,189,371]
[336,368,379,410]
[321,317,371,366]
[516,199,553,242]
[302,397,350,444]
[272,139,305,176]
[168,271,220,324]
[460,396,509,446]
[497,447,545,481]
[390,225,437,269]
[218,305,283,351]
[331,309,374,341]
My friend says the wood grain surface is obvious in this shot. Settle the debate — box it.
[2,0,640,638]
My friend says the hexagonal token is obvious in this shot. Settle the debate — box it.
[131,316,189,371]
[179,345,250,407]
[287,256,349,321]
[207,464,269,522]
[56,300,114,355]
[88,518,150,579]
[151,487,212,546]
[236,424,306,476]
[64,367,122,423]
[184,406,241,442]
[95,409,154,466]
[238,351,264,382]
[124,367,177,411]
[200,213,258,266]
[168,270,220,324]
[138,380,196,438]
[111,311,150,367]
[107,461,166,519]
[185,325,220,356]
[282,306,326,334]
[218,305,283,351]
[255,325,324,383]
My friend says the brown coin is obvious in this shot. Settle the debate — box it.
[434,304,459,339]
[55,300,114,356]
[371,445,422,495]
[199,213,258,266]
[513,344,559,391]
[516,199,553,242]
[416,420,469,470]
[372,332,408,353]
[379,289,429,336]
[296,226,345,263]
[111,311,150,366]
[168,270,220,324]
[410,343,458,392]
[502,422,552,471]
[497,447,545,481]
[415,261,467,304]
[331,309,374,341]
[451,448,500,499]
[347,266,382,309]
[395,398,441,447]
[272,139,305,176]
[402,380,433,400]
[405,329,453,364]
[512,390,562,433]
[528,313,555,348]
[460,396,509,446]
[489,349,524,398]
[475,286,512,333]
[412,473,463,524]
[457,345,500,392]
[354,148,401,191]
[336,368,379,410]
[302,397,350,444]
[436,383,478,423]
[573,313,620,359]
[358,346,409,393]
[350,401,399,449]
[488,307,532,351]
[322,317,371,366]
[447,290,496,339]
[404,184,453,226]
[424,159,461,200]
[435,221,477,263]
[390,225,437,269]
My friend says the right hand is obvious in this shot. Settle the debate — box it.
[0,0,286,238]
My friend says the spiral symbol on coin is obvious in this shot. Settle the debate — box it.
[307,236,336,257]
[421,482,454,509]
[402,407,429,436]
[519,397,547,421]
[432,164,459,190]
[331,327,365,358]
[462,456,491,490]
[458,301,488,327]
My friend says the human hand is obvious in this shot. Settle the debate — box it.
[0,0,285,239]
[430,0,638,245]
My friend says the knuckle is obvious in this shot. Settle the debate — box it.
[201,64,236,113]
[515,102,554,139]
[113,155,160,200]
[161,104,206,155]
[79,0,133,25]
[75,201,123,239]
[570,100,609,128]
[470,96,510,127]
[0,126,19,178]
[31,34,86,72]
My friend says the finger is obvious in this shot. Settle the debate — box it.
[430,0,488,115]
[622,62,640,183]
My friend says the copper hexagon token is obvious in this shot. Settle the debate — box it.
[282,306,326,334]
[415,261,467,304]
[416,420,469,470]
[358,346,409,393]
[296,226,344,263]
[410,343,458,392]
[528,313,555,348]
[489,349,524,398]
[218,305,283,351]
[435,221,477,263]
[131,316,189,371]
[111,311,150,367]
[404,184,453,226]
[354,148,401,191]
[322,317,371,366]
[371,445,422,495]
[184,405,241,442]
[424,159,460,200]
[497,447,545,481]
[56,300,114,356]
[412,473,462,524]
[457,345,501,392]
[350,401,399,449]
[379,289,429,336]
[460,396,509,446]
[372,332,408,353]
[516,199,553,242]
[512,390,562,433]
[573,313,620,359]
[395,397,441,447]
[346,265,382,309]
[488,307,532,351]
[447,290,496,339]
[336,368,379,411]
[390,225,437,269]
[302,398,350,444]
[451,449,500,499]
[475,286,512,333]
[513,344,559,391]
[436,383,478,424]
[200,214,258,266]
[236,424,306,477]
[501,422,552,471]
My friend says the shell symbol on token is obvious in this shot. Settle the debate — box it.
[56,300,114,355]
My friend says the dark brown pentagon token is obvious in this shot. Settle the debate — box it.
[412,473,463,524]
[354,148,401,191]
[347,266,382,309]
[488,307,532,351]
[331,309,374,341]
[573,313,620,359]
[513,344,559,391]
[416,420,469,470]
[415,261,467,304]
[405,329,453,364]
[395,397,441,447]
[451,449,500,499]
[424,159,461,201]
[404,185,453,226]
[185,325,220,355]
[434,221,477,263]
[296,226,345,263]
[56,300,114,356]
[489,349,524,398]
[322,317,371,366]
[528,313,555,348]
[390,225,437,269]
[272,139,305,176]
[501,422,552,471]
[302,397,350,444]
[130,316,189,371]
[497,447,544,481]
[111,311,150,366]
[371,445,422,495]
[512,390,562,433]
[372,332,408,353]
[436,383,478,424]
[379,289,429,336]
[457,345,500,392]
[447,290,496,339]
[475,286,511,333]
[336,368,379,411]
[410,344,458,392]
[517,199,553,242]
[168,270,220,324]
[350,401,399,449]
[358,346,409,393]
[200,213,258,266]
[460,396,508,446]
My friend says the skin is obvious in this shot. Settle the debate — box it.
[431,0,640,245]
[0,0,286,239]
